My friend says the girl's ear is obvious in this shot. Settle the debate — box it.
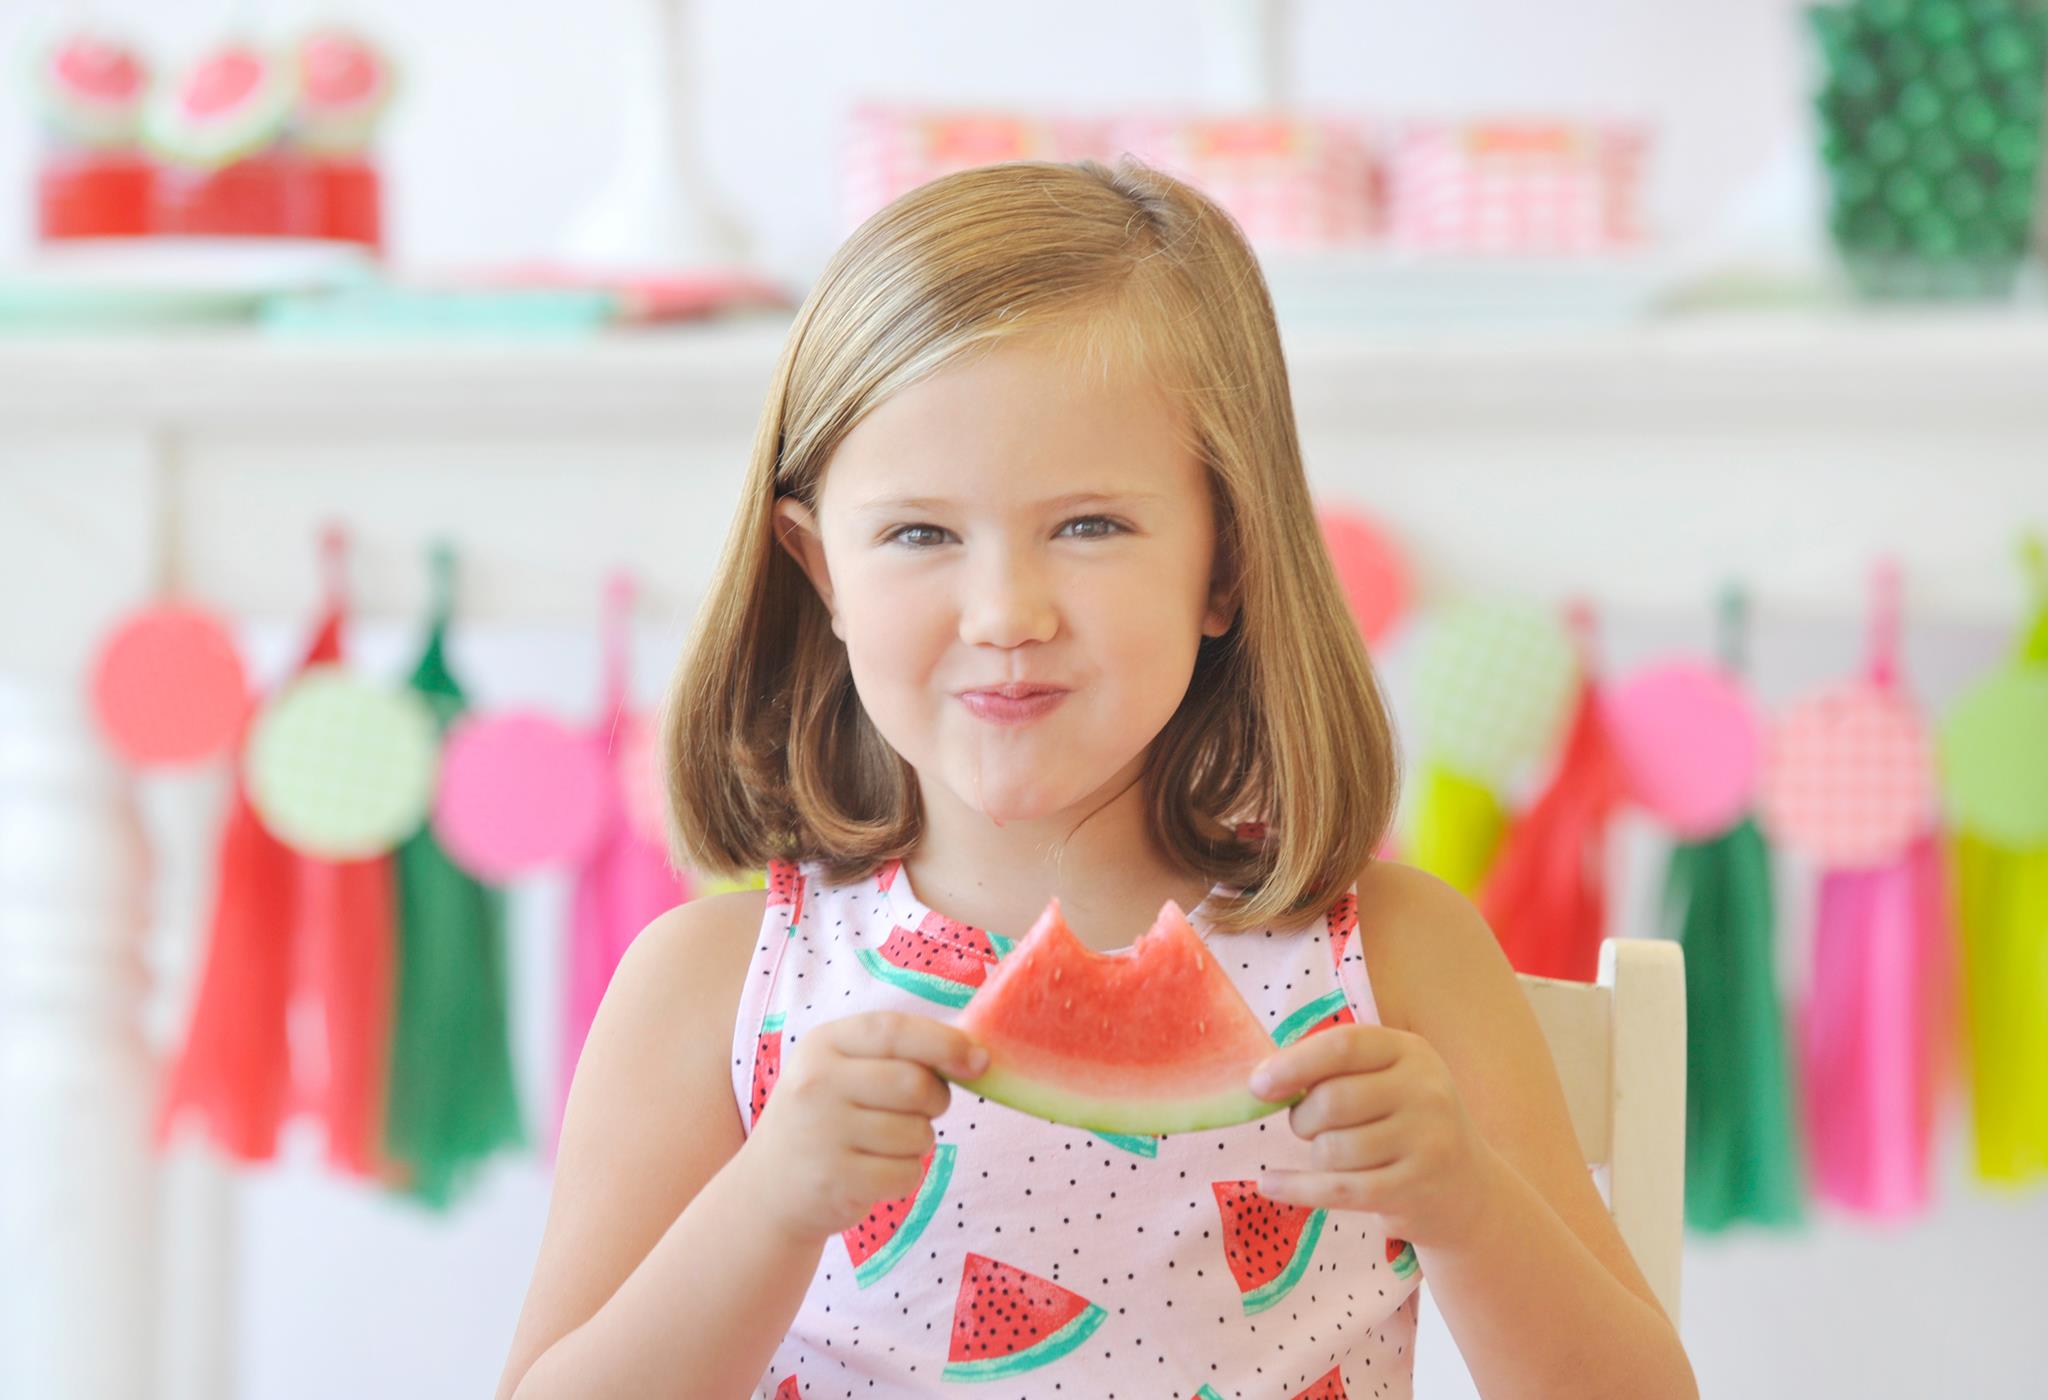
[773,496,842,638]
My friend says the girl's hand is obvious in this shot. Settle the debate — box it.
[1248,1022,1505,1251]
[742,1010,988,1245]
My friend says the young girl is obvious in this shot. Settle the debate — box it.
[497,157,1697,1400]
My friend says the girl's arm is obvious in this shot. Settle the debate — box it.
[1361,864,1697,1400]
[496,891,813,1400]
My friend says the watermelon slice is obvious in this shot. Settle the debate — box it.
[1213,1179,1328,1314]
[856,911,1002,1008]
[766,859,806,933]
[943,1253,1106,1381]
[1290,1366,1348,1399]
[1273,988,1355,1048]
[947,898,1292,1135]
[841,1142,956,1287]
[36,32,150,148]
[749,1011,784,1125]
[145,41,296,168]
[1326,890,1358,972]
[1387,1235,1419,1279]
[293,27,398,153]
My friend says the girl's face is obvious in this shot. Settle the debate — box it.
[774,335,1235,827]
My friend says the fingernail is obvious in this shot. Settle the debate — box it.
[1249,1068,1275,1098]
[963,1047,989,1077]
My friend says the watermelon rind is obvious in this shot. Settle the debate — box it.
[850,1142,956,1288]
[1243,1208,1327,1315]
[987,931,1014,958]
[940,1301,1107,1382]
[954,1059,1287,1136]
[1273,988,1349,1047]
[1195,1388,1227,1400]
[855,946,977,1008]
[1093,1130,1159,1157]
[292,27,399,154]
[1389,1239,1419,1279]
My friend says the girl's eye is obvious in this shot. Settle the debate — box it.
[882,516,1128,548]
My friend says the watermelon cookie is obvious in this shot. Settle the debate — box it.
[946,897,1297,1135]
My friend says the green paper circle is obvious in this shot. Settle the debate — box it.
[245,664,439,859]
[1412,599,1579,785]
[1939,664,2048,845]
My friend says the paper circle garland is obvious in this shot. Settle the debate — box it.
[1760,680,1935,868]
[1939,664,2048,846]
[244,665,439,860]
[1317,506,1411,645]
[1411,599,1579,785]
[1603,660,1763,839]
[90,604,249,765]
[432,711,608,880]
[615,710,667,849]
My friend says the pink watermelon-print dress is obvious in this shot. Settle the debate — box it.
[732,848,1423,1400]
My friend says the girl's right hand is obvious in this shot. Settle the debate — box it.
[740,1010,988,1245]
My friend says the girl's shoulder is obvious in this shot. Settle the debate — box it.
[1346,857,1495,1035]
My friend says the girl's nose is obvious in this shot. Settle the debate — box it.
[957,549,1057,649]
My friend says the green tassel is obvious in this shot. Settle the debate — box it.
[1660,816,1808,1233]
[384,625,528,1209]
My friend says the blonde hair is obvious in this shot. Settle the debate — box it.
[662,154,1402,933]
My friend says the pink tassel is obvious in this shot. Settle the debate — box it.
[1798,831,1955,1218]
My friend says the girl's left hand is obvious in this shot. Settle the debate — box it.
[1248,1022,1506,1252]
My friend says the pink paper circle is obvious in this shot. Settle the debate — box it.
[432,711,608,880]
[1760,680,1934,868]
[1317,506,1411,645]
[1603,660,1762,839]
[90,604,249,766]
[615,710,667,847]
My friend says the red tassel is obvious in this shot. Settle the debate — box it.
[294,855,401,1181]
[1479,681,1630,981]
[154,779,295,1161]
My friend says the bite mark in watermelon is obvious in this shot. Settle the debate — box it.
[856,911,1001,1008]
[766,860,805,932]
[1388,1235,1419,1279]
[842,1142,956,1287]
[1290,1365,1349,1400]
[1273,988,1355,1047]
[1213,1178,1328,1315]
[943,1253,1106,1381]
[947,898,1291,1135]
[750,1011,784,1125]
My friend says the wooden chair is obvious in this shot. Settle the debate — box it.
[1516,937,1687,1323]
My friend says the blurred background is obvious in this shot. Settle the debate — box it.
[1,0,2045,1396]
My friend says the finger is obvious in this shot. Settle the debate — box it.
[1306,1119,1403,1173]
[844,1106,938,1159]
[840,1056,954,1119]
[832,1010,989,1080]
[1251,1023,1401,1100]
[1288,1073,1399,1139]
[1258,1165,1396,1213]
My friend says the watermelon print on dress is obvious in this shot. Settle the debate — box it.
[1326,890,1358,974]
[856,910,1003,1008]
[841,1142,957,1288]
[772,1377,799,1400]
[1190,1388,1228,1400]
[766,859,806,933]
[942,1253,1107,1382]
[749,1011,784,1125]
[1213,1178,1329,1315]
[1388,1235,1419,1279]
[1273,988,1356,1047]
[1292,1365,1349,1399]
